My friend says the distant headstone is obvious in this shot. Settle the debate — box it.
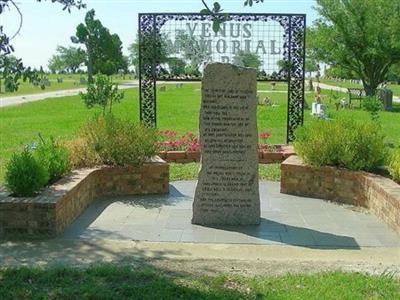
[57,78,63,83]
[176,83,183,89]
[377,88,393,111]
[42,78,51,86]
[192,63,260,225]
[159,86,166,92]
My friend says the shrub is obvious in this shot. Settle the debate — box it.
[294,117,386,171]
[5,149,49,197]
[64,138,101,169]
[80,114,157,166]
[362,96,382,121]
[388,149,400,182]
[80,75,124,115]
[35,136,71,184]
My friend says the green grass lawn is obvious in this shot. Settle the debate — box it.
[0,74,134,97]
[0,79,83,97]
[170,163,281,182]
[1,83,399,182]
[319,78,400,96]
[0,266,398,300]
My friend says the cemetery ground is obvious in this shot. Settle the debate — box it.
[0,74,132,97]
[319,78,400,97]
[1,81,400,298]
[1,82,400,182]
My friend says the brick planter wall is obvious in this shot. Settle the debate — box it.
[0,157,169,238]
[281,156,400,234]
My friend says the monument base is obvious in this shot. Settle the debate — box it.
[192,214,261,226]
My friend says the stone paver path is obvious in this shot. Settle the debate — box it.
[63,181,400,248]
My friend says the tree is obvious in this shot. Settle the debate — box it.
[167,57,186,76]
[80,74,124,115]
[0,55,38,93]
[48,55,64,74]
[129,33,170,76]
[1,1,85,55]
[0,0,84,92]
[48,46,85,73]
[305,59,318,78]
[173,31,211,70]
[0,55,20,92]
[308,0,400,95]
[325,65,356,79]
[387,64,400,83]
[233,51,262,70]
[200,0,264,32]
[71,9,125,82]
[128,40,139,75]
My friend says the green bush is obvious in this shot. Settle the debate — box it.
[388,149,400,182]
[80,114,157,166]
[362,96,382,121]
[5,149,49,197]
[35,136,71,184]
[294,117,386,171]
[80,75,124,115]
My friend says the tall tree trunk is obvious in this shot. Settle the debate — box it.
[363,81,378,96]
[87,43,94,84]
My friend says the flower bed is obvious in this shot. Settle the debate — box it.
[281,156,400,235]
[157,130,294,163]
[158,144,294,163]
[0,157,169,238]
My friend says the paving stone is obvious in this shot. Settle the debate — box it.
[63,181,400,248]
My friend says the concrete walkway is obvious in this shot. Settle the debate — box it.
[1,181,399,274]
[1,239,399,276]
[62,181,400,248]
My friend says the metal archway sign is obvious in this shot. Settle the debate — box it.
[139,13,306,143]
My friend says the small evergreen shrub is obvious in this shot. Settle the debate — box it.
[80,114,157,166]
[294,117,386,171]
[35,136,71,184]
[388,149,400,182]
[5,149,49,197]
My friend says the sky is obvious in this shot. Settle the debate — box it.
[1,0,318,69]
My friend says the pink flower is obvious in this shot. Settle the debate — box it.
[259,132,271,140]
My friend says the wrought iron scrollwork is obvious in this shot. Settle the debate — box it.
[139,13,306,143]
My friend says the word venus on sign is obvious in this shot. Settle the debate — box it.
[167,22,282,63]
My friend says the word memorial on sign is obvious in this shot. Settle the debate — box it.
[192,63,260,225]
[166,22,282,66]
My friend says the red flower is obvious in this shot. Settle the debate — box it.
[259,132,271,139]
